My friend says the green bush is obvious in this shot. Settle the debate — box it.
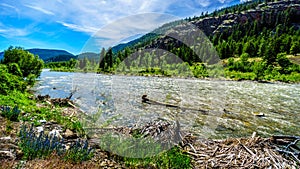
[0,105,21,121]
[1,46,44,78]
[0,65,26,95]
[123,146,191,169]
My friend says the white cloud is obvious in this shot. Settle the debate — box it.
[24,4,55,16]
[240,0,252,2]
[196,0,211,7]
[58,22,99,34]
[0,0,240,52]
[0,27,30,37]
[0,3,20,17]
[81,13,179,52]
[17,0,177,34]
[0,3,18,11]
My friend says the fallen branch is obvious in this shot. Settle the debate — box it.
[141,95,208,114]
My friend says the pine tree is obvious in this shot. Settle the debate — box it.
[99,48,106,70]
[105,48,113,70]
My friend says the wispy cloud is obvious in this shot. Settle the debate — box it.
[0,0,241,53]
[0,3,18,11]
[24,4,55,15]
[80,13,179,52]
[240,0,252,2]
[196,0,211,7]
[58,22,98,34]
[0,27,31,37]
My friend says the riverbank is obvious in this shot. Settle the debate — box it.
[45,65,300,84]
[0,92,299,168]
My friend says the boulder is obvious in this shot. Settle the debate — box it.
[63,129,78,139]
[0,150,15,160]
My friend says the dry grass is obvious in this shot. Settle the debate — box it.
[287,54,300,65]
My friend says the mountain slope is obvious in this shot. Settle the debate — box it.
[98,0,300,82]
[0,48,75,62]
[112,0,300,56]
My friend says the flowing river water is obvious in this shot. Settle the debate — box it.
[34,69,300,139]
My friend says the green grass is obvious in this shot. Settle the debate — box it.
[123,146,191,169]
[0,91,84,135]
[98,132,191,168]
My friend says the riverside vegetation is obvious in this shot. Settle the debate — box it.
[45,0,300,83]
[0,47,192,169]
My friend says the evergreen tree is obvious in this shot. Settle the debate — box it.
[99,48,106,70]
[105,48,113,70]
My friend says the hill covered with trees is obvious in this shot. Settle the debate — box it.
[49,0,300,82]
[0,48,75,63]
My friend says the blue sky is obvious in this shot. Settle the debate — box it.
[0,0,246,55]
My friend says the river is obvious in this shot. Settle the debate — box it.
[34,69,300,139]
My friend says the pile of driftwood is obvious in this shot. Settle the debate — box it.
[112,120,299,168]
[36,95,76,108]
[182,133,299,168]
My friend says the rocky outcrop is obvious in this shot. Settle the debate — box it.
[142,1,300,54]
[191,0,300,35]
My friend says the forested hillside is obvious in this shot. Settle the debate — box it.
[0,48,75,63]
[52,0,300,82]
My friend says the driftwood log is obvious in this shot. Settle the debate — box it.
[142,95,208,114]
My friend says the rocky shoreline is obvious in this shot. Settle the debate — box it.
[1,95,299,168]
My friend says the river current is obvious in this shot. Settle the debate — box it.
[34,69,300,139]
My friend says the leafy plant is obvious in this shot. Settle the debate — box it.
[1,105,21,121]
[63,140,94,163]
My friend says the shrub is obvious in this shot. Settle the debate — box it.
[0,65,26,95]
[1,105,21,121]
[63,140,94,163]
[2,46,44,78]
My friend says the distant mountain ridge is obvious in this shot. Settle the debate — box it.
[0,48,75,62]
[77,52,99,61]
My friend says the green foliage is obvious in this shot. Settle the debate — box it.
[192,63,209,78]
[45,58,78,72]
[0,46,44,94]
[0,65,26,95]
[276,53,292,74]
[99,132,191,168]
[63,140,94,163]
[43,1,300,82]
[0,90,84,135]
[155,147,191,169]
[1,105,21,121]
[7,63,23,77]
[252,61,266,81]
[290,41,299,56]
[2,46,44,78]
[0,90,36,112]
[99,133,164,158]
[25,107,84,135]
[123,146,191,169]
